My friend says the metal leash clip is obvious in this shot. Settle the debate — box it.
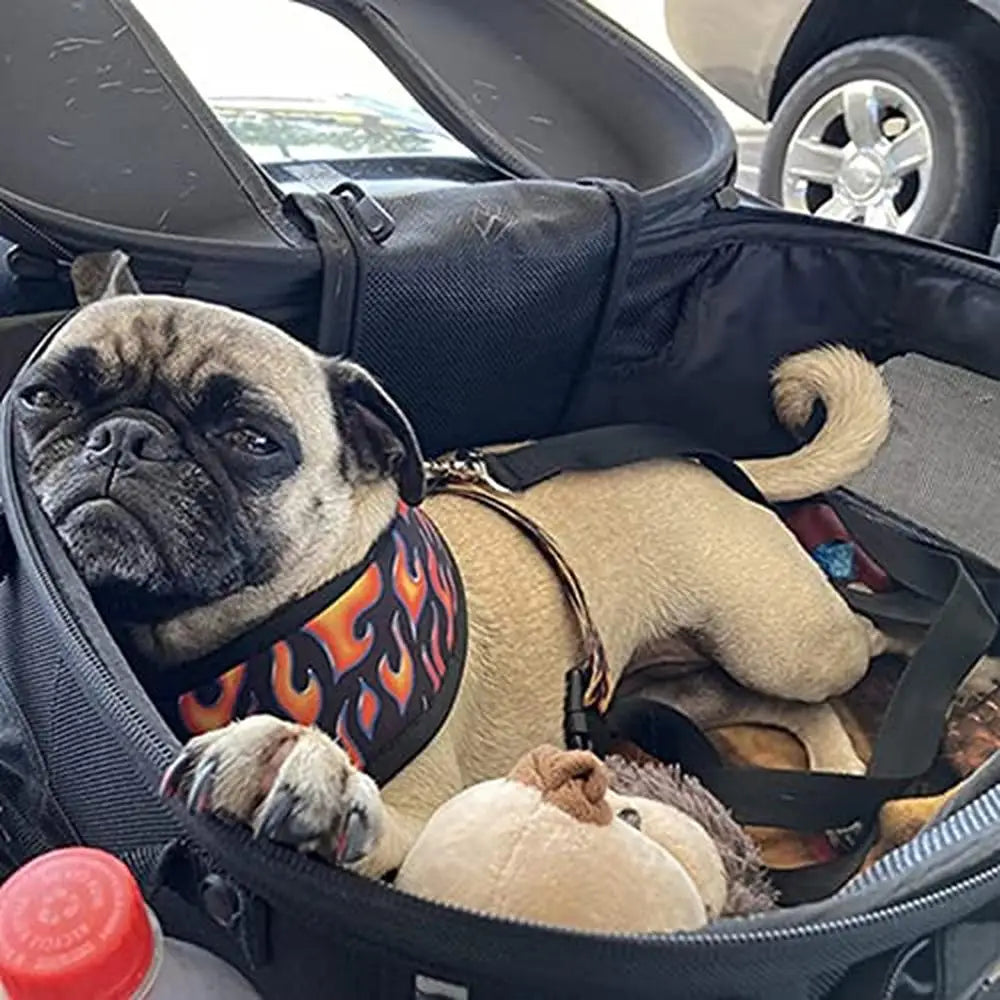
[425,449,513,495]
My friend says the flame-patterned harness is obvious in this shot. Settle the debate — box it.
[152,502,466,787]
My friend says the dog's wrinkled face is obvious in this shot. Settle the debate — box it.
[15,269,422,655]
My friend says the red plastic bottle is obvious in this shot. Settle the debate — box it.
[0,848,259,999]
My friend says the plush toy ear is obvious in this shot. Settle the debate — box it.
[327,358,426,505]
[70,249,142,305]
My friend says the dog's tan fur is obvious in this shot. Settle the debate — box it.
[30,283,898,879]
[163,340,891,878]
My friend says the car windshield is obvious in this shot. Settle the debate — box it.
[132,0,474,171]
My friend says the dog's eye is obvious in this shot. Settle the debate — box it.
[19,385,66,411]
[617,807,642,830]
[220,425,280,456]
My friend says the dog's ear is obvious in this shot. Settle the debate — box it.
[327,359,426,505]
[70,249,142,305]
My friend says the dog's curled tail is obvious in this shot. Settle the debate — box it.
[738,345,891,503]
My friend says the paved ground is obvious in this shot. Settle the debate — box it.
[134,0,769,192]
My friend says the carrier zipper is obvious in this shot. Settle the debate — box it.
[201,812,1000,954]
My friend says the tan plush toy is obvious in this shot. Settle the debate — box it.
[394,745,774,933]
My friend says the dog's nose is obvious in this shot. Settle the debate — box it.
[84,416,174,467]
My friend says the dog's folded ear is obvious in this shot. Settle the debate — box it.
[327,359,426,506]
[70,249,142,305]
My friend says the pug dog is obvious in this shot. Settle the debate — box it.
[14,252,893,877]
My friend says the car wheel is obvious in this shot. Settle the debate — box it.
[759,36,994,248]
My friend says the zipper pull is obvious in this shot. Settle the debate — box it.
[333,181,395,243]
[714,185,741,209]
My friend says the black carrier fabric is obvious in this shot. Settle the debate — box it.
[325,181,630,453]
[5,1,1000,999]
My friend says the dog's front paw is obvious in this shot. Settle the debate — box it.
[160,715,383,865]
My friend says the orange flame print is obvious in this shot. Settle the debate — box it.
[420,649,442,694]
[271,639,323,726]
[356,679,381,741]
[392,531,428,638]
[420,605,446,693]
[335,701,365,771]
[178,665,246,736]
[426,541,456,650]
[430,603,449,680]
[378,613,416,715]
[307,562,383,679]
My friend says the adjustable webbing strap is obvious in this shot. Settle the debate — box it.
[479,423,769,505]
[480,424,998,903]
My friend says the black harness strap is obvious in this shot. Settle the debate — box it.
[478,424,769,505]
[481,424,998,903]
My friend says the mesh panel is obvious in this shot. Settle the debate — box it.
[46,658,178,851]
[351,181,619,454]
[0,579,78,873]
[0,555,178,859]
[848,354,1000,569]
[599,249,721,366]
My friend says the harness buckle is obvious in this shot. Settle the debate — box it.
[425,450,513,495]
[825,819,867,854]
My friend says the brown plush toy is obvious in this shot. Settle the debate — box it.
[394,746,774,933]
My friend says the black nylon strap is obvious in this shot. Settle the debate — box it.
[481,424,769,507]
[605,527,996,901]
[857,555,996,780]
[839,586,939,626]
[287,192,361,356]
[498,423,999,903]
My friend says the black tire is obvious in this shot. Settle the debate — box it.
[759,36,995,249]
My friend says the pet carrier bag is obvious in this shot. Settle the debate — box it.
[4,1,1000,997]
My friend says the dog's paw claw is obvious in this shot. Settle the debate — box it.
[335,806,372,865]
[159,749,193,799]
[254,786,305,846]
[187,756,218,814]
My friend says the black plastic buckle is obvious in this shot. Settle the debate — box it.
[563,666,606,753]
[825,818,868,854]
[334,181,396,243]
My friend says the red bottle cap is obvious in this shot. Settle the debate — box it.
[0,848,155,999]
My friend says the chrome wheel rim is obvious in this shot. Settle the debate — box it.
[781,79,933,233]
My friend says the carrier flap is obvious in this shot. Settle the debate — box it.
[0,0,734,263]
[0,0,306,253]
[300,0,736,203]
